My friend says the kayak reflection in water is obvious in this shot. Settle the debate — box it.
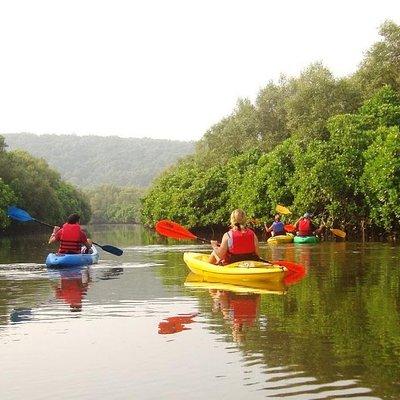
[55,267,91,312]
[210,289,260,344]
[158,313,198,335]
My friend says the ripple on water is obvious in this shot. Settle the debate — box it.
[256,375,375,399]
[8,296,200,325]
[92,261,164,270]
[0,263,47,280]
[122,244,209,253]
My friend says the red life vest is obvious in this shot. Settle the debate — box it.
[298,218,312,236]
[59,223,83,254]
[228,228,256,255]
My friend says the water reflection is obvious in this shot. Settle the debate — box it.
[184,272,288,295]
[210,290,260,344]
[184,271,303,344]
[9,307,33,323]
[52,267,91,312]
[0,226,399,399]
[158,313,197,334]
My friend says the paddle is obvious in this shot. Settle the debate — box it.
[6,206,123,256]
[284,224,296,233]
[155,220,210,243]
[330,228,346,238]
[276,204,291,215]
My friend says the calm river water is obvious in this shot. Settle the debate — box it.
[1,224,399,399]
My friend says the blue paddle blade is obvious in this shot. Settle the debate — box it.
[6,206,35,222]
[94,242,123,256]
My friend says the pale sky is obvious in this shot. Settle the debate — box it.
[0,0,399,141]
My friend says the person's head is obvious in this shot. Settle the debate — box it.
[303,212,312,219]
[230,209,247,230]
[67,213,81,224]
[274,213,281,221]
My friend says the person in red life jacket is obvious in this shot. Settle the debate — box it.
[294,212,323,237]
[208,209,260,265]
[265,213,286,236]
[48,213,92,254]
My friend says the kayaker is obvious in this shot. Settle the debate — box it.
[294,212,322,237]
[49,213,92,254]
[265,213,286,236]
[209,209,260,265]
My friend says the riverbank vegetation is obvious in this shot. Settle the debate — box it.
[85,185,144,224]
[141,21,400,238]
[0,137,91,229]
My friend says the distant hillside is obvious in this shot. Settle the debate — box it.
[2,133,195,187]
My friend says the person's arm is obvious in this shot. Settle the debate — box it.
[80,230,92,249]
[49,226,61,244]
[253,234,260,256]
[294,218,301,229]
[265,222,274,233]
[211,233,229,260]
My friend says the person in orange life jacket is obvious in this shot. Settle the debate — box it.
[48,213,92,254]
[294,212,322,237]
[265,213,286,236]
[208,209,260,265]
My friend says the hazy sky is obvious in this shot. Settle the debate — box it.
[0,1,399,141]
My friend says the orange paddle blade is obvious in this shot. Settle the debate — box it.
[284,224,296,233]
[273,259,307,286]
[330,228,346,238]
[276,204,291,215]
[273,260,306,275]
[155,220,197,241]
[282,263,307,286]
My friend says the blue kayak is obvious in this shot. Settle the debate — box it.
[45,246,99,268]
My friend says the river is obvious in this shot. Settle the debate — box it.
[0,224,399,399]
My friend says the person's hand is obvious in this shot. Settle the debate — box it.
[52,226,60,235]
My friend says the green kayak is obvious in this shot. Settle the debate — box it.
[294,235,319,244]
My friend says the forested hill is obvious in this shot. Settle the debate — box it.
[2,133,195,188]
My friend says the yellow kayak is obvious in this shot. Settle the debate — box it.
[267,233,294,245]
[184,272,287,295]
[183,252,287,283]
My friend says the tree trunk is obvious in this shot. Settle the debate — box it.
[361,219,365,242]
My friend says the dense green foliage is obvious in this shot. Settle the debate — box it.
[2,133,194,188]
[142,21,400,237]
[0,140,91,228]
[85,185,144,223]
